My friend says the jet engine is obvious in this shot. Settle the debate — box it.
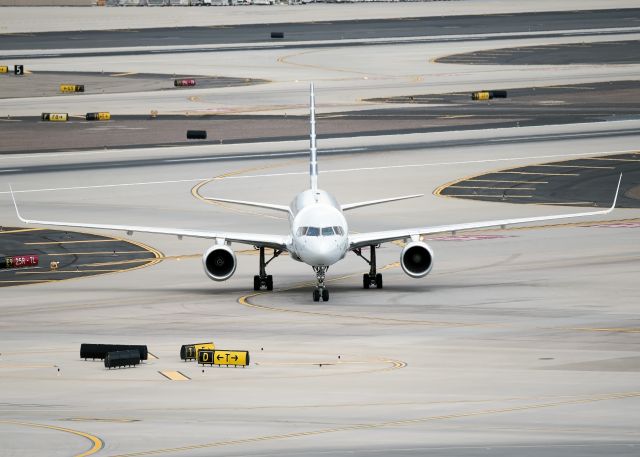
[400,241,434,278]
[202,245,236,281]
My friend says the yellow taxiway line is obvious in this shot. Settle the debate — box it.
[0,419,103,457]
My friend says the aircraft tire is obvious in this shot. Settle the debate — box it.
[376,273,383,289]
[363,274,370,289]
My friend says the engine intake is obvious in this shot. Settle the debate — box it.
[400,241,434,278]
[203,245,236,281]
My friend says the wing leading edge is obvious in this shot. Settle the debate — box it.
[9,186,289,251]
[349,174,622,249]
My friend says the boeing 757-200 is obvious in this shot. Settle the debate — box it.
[11,84,621,301]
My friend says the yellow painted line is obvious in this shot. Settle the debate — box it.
[0,419,103,457]
[16,269,122,274]
[80,259,155,268]
[499,172,580,176]
[0,228,45,234]
[158,371,190,381]
[448,186,536,190]
[111,72,137,77]
[468,179,548,184]
[0,280,52,283]
[558,327,640,334]
[533,164,614,170]
[0,364,57,368]
[45,251,151,256]
[108,391,640,457]
[23,239,121,245]
[585,157,640,162]
[238,262,487,328]
[148,353,158,360]
[443,194,533,198]
[531,202,595,206]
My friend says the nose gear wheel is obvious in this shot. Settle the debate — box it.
[312,266,329,302]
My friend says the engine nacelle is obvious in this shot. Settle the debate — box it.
[202,245,236,281]
[400,241,434,278]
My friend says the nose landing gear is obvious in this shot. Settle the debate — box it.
[312,266,329,302]
[253,246,282,291]
[353,245,383,289]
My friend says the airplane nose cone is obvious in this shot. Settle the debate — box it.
[300,239,340,266]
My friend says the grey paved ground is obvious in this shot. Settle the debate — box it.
[0,5,639,457]
[437,40,640,65]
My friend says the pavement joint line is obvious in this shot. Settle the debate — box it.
[0,419,103,457]
[107,391,640,457]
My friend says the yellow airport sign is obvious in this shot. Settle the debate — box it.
[198,349,249,367]
[180,342,214,361]
[0,66,8,73]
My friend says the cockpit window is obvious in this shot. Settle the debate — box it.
[333,226,344,236]
[306,227,320,237]
[322,227,334,236]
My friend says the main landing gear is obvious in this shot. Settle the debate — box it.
[353,245,383,289]
[312,266,329,302]
[253,246,282,291]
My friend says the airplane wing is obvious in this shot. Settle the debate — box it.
[349,174,622,249]
[10,187,289,251]
[203,197,292,215]
[341,194,424,211]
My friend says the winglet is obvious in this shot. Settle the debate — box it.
[608,173,622,212]
[9,184,28,224]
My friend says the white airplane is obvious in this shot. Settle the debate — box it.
[11,84,621,302]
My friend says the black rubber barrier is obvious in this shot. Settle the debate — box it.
[187,130,207,140]
[104,350,140,369]
[270,32,284,39]
[81,343,148,360]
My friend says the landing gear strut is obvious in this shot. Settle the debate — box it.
[312,266,329,302]
[253,246,282,291]
[354,245,383,289]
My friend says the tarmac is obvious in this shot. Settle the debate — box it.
[0,4,639,457]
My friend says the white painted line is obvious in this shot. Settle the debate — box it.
[0,169,21,173]
[2,148,634,195]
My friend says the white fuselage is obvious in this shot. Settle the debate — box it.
[288,189,349,267]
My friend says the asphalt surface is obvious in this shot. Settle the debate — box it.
[2,80,640,154]
[0,227,158,287]
[2,9,638,51]
[438,151,640,208]
[2,9,639,60]
[437,40,640,65]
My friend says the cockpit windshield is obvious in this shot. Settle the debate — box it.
[297,226,345,237]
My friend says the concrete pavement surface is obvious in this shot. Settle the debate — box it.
[0,4,639,457]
